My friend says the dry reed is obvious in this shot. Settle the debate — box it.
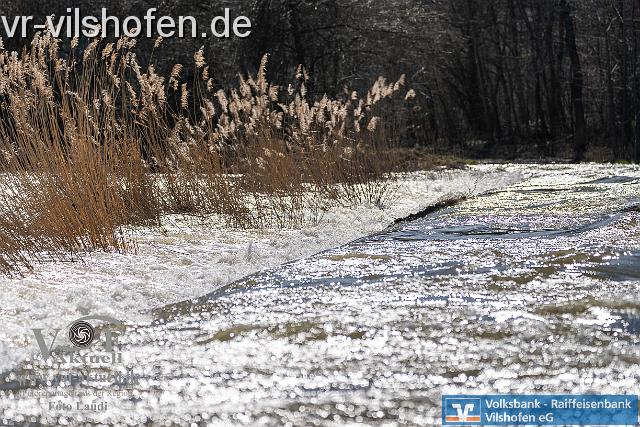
[0,33,417,275]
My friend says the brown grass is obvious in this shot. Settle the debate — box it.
[0,33,421,275]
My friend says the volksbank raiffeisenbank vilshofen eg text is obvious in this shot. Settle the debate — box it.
[1,8,251,39]
[442,394,639,426]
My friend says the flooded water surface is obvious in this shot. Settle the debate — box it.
[1,164,639,425]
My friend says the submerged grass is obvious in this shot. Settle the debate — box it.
[0,34,426,275]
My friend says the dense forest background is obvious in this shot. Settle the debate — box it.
[2,0,640,161]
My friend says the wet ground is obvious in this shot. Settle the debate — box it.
[1,164,639,425]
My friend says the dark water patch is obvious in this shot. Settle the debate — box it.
[378,214,621,242]
[510,187,567,194]
[584,175,639,184]
[585,251,640,281]
[622,203,640,213]
[573,185,602,193]
[611,311,640,335]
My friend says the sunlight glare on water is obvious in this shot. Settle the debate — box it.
[1,164,639,426]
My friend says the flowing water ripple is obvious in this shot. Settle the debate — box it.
[1,164,639,426]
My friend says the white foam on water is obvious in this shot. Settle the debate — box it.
[0,164,526,371]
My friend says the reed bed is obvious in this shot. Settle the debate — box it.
[0,33,417,274]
